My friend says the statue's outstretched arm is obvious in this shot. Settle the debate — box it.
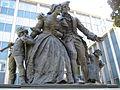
[0,42,14,52]
[76,18,103,41]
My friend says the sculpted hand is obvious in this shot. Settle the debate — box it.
[20,35,28,43]
[0,49,3,52]
[95,36,103,42]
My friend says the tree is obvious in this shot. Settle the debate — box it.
[107,0,120,27]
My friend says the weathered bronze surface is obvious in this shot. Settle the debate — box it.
[0,1,105,85]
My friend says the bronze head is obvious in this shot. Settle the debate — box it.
[47,4,61,15]
[61,1,70,13]
[16,27,28,36]
[94,49,102,56]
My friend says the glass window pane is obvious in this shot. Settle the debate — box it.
[1,7,7,14]
[0,51,8,59]
[15,25,21,33]
[0,62,6,71]
[98,41,110,81]
[0,42,9,60]
[0,7,1,12]
[17,10,24,17]
[1,42,9,49]
[0,23,4,31]
[16,25,21,29]
[104,36,118,78]
[8,8,14,16]
[1,1,9,7]
[9,1,15,8]
[5,24,12,32]
[30,12,36,19]
[24,11,30,18]
[1,0,15,8]
[110,31,120,68]
[24,26,29,29]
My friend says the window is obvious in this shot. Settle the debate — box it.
[15,25,21,33]
[0,0,16,9]
[16,25,21,30]
[0,42,9,60]
[0,7,14,16]
[31,12,37,19]
[17,10,24,17]
[5,24,12,32]
[24,11,30,18]
[8,8,14,16]
[9,0,15,8]
[0,23,4,31]
[0,1,9,7]
[104,36,118,78]
[0,51,8,60]
[110,31,120,68]
[0,23,12,32]
[18,2,37,19]
[1,7,7,14]
[17,10,37,20]
[0,62,5,71]
[98,41,110,81]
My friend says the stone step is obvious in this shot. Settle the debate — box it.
[0,83,118,88]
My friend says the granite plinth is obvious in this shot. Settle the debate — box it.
[0,83,118,88]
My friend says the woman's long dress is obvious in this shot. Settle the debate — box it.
[26,15,73,84]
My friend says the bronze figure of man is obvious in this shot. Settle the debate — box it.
[59,1,102,83]
[11,27,34,85]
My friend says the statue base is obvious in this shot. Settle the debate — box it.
[0,83,118,88]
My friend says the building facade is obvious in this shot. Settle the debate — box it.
[88,28,120,85]
[0,0,117,85]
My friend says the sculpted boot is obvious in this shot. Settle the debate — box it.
[8,79,15,84]
[74,74,79,83]
[19,76,27,85]
[66,72,74,84]
[8,74,16,84]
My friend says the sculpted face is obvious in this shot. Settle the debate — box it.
[55,5,61,15]
[61,4,70,13]
[96,50,102,56]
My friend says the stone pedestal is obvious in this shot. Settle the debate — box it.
[0,83,118,88]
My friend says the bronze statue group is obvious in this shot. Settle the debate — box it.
[0,1,104,85]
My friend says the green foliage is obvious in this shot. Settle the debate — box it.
[108,0,120,27]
